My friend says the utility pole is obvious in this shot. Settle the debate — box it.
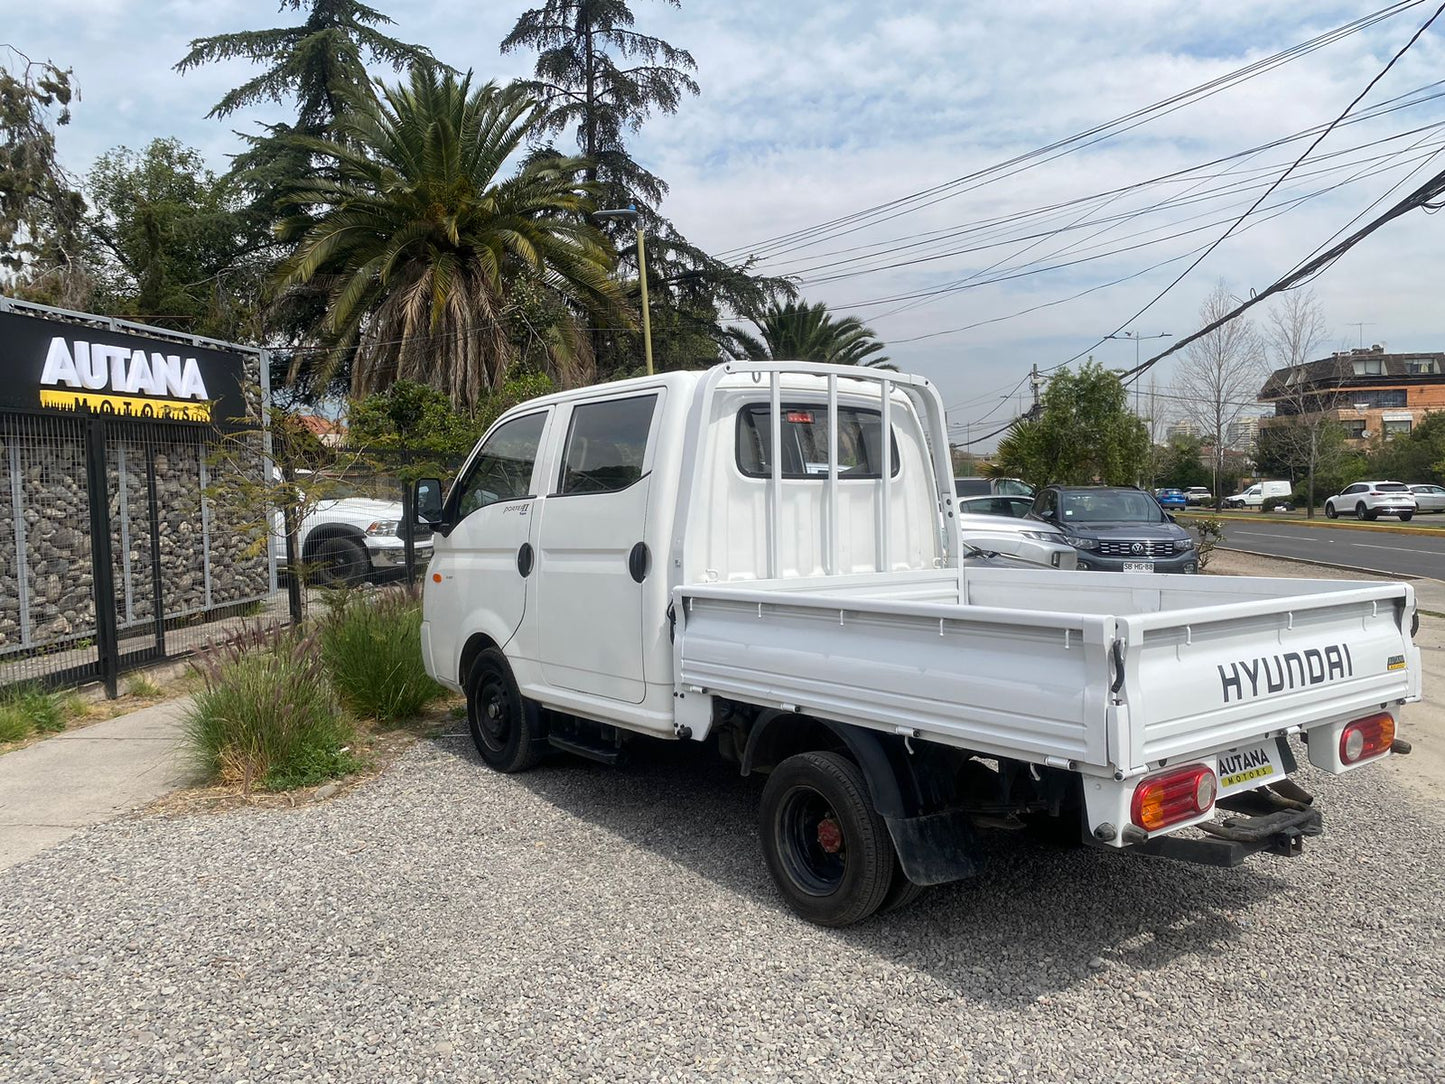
[1029,363,1043,412]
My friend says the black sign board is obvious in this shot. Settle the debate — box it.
[0,308,250,422]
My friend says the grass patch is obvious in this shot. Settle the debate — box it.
[0,684,67,740]
[185,626,359,792]
[126,676,164,699]
[320,588,443,723]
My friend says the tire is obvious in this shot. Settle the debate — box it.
[1356,502,1370,521]
[308,535,370,587]
[879,857,927,914]
[465,648,544,773]
[1400,512,1414,522]
[759,751,895,927]
[1325,502,1337,519]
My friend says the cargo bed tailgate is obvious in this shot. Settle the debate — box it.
[1115,583,1418,770]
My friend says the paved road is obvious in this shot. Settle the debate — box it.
[1220,518,1445,578]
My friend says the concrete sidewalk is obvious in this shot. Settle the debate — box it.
[0,698,197,872]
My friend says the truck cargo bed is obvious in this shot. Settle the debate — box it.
[674,567,1419,776]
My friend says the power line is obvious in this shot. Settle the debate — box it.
[1090,0,1445,371]
[1119,161,1445,385]
[715,2,1428,262]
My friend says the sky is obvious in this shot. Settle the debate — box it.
[8,0,1445,447]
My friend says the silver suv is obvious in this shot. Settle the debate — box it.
[1324,481,1416,522]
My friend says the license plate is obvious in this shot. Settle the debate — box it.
[1216,739,1288,795]
[1123,561,1155,573]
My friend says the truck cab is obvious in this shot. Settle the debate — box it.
[419,368,944,736]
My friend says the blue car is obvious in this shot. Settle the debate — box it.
[1154,488,1188,510]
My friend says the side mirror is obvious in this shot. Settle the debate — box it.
[415,477,445,528]
[1166,513,1177,523]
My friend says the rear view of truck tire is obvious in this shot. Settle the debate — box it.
[759,751,896,926]
[417,361,1419,928]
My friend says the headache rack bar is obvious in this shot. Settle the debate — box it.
[684,361,962,581]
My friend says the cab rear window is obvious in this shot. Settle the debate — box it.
[736,403,899,479]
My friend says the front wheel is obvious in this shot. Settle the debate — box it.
[465,648,544,773]
[1325,503,1338,519]
[759,751,895,927]
[308,536,370,587]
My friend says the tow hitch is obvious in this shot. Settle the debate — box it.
[1129,781,1325,868]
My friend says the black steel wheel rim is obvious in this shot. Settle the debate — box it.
[475,673,512,753]
[776,785,846,896]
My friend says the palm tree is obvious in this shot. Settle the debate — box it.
[274,68,629,410]
[731,300,891,368]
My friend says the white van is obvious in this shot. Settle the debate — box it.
[1223,480,1292,509]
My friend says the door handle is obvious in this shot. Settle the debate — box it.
[628,541,649,583]
[517,542,534,577]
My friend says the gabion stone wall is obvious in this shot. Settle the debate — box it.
[4,419,96,648]
[0,415,271,669]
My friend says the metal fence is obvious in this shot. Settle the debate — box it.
[0,415,453,696]
[0,409,278,694]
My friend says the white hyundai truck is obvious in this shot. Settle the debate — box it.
[414,362,1418,927]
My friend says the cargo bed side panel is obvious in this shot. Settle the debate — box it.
[677,590,1114,765]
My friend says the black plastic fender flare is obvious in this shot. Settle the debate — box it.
[740,709,907,819]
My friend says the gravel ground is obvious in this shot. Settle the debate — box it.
[1,733,1442,1083]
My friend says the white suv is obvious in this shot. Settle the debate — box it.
[1324,481,1417,522]
[270,495,433,585]
[955,512,1077,570]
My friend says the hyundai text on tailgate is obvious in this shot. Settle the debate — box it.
[414,363,1419,927]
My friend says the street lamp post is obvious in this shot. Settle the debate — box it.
[594,205,653,375]
[1105,330,1171,414]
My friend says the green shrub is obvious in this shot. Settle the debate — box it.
[185,627,358,791]
[0,684,66,740]
[320,588,443,723]
[1187,515,1226,570]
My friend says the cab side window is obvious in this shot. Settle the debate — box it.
[556,395,658,495]
[455,412,547,521]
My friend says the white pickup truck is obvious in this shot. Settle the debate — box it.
[415,363,1418,926]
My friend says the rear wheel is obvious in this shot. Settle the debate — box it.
[466,648,544,773]
[759,751,894,927]
[1400,512,1414,522]
[879,857,927,914]
[1356,502,1371,521]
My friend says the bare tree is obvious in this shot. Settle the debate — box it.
[1173,282,1265,506]
[1258,290,1335,517]
[1139,376,1166,443]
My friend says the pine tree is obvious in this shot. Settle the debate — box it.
[501,0,698,210]
[502,0,787,375]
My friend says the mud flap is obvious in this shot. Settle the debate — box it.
[885,809,982,886]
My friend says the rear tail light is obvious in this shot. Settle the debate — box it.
[1130,764,1216,832]
[1340,712,1395,764]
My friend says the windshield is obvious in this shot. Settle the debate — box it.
[1059,490,1166,524]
